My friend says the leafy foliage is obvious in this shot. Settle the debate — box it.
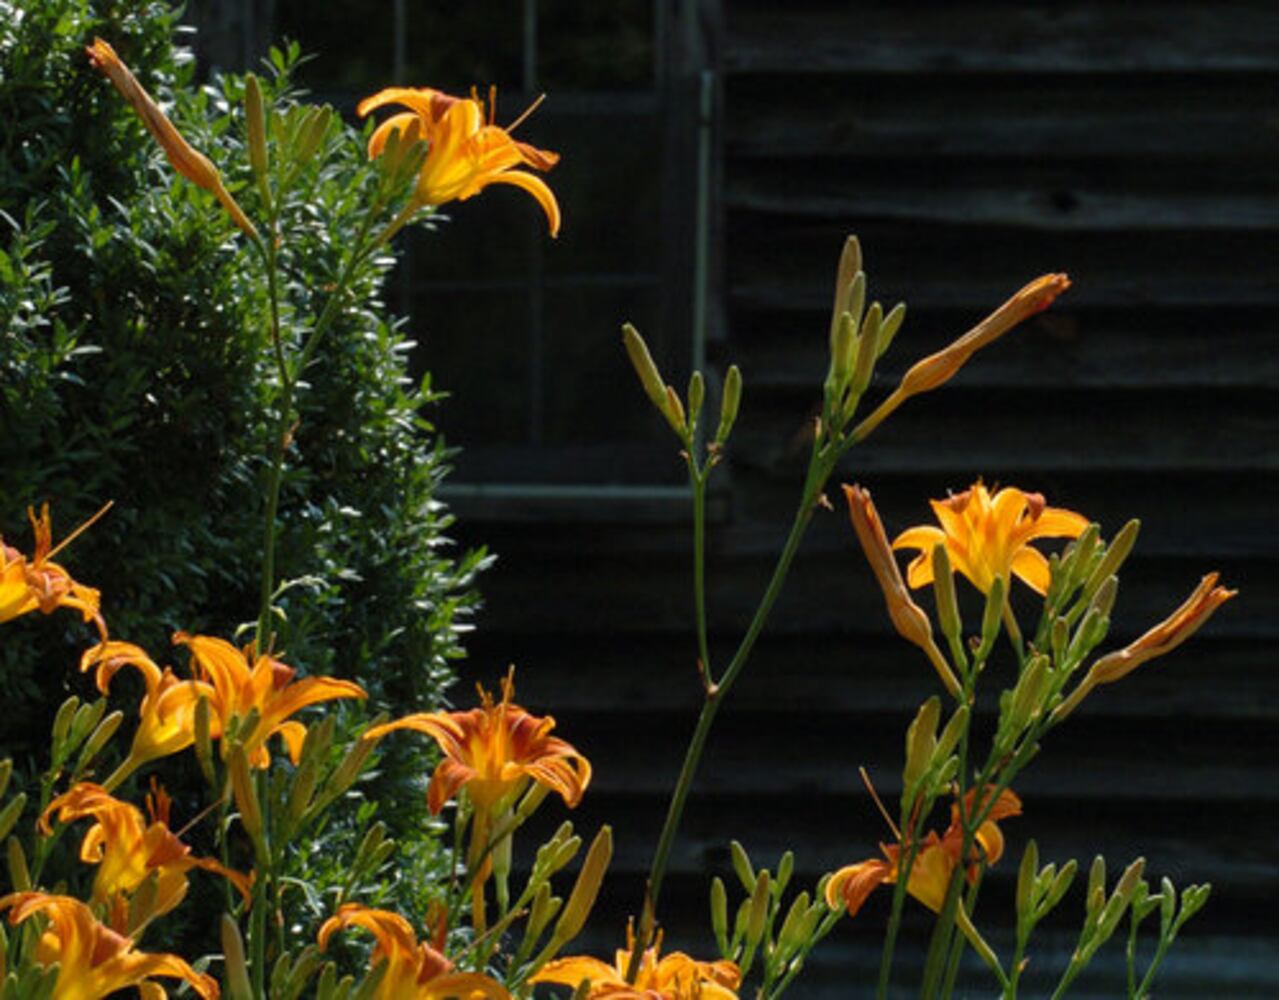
[0,0,484,901]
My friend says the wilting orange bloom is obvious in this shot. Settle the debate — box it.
[39,781,250,932]
[174,632,367,767]
[86,37,258,240]
[854,275,1070,440]
[1054,573,1236,722]
[825,788,1021,919]
[531,925,741,1000]
[893,482,1089,596]
[0,503,108,639]
[358,86,561,236]
[365,670,590,815]
[0,892,218,1000]
[843,484,960,697]
[318,904,510,999]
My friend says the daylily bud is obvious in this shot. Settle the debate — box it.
[527,882,560,944]
[69,699,107,752]
[1087,856,1106,915]
[6,836,30,891]
[554,825,612,942]
[664,385,687,434]
[903,696,941,794]
[1008,653,1051,733]
[876,302,906,358]
[244,73,269,180]
[295,105,333,166]
[688,370,705,426]
[194,695,216,789]
[931,543,962,648]
[715,364,743,445]
[0,759,11,799]
[1160,876,1176,930]
[1087,575,1119,621]
[848,302,882,400]
[731,839,756,892]
[127,871,161,935]
[746,869,770,948]
[831,235,862,338]
[777,850,795,894]
[1050,616,1070,664]
[52,695,79,751]
[776,890,811,956]
[622,323,669,414]
[1016,839,1039,922]
[846,271,867,334]
[0,794,26,843]
[935,704,968,761]
[86,38,259,240]
[1081,519,1140,603]
[228,743,262,839]
[1045,859,1077,914]
[73,709,123,776]
[975,575,1006,661]
[222,915,254,1000]
[710,876,729,954]
[288,757,321,822]
[855,274,1070,440]
[826,311,856,399]
[843,484,961,697]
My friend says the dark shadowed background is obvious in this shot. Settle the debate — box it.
[187,2,1278,995]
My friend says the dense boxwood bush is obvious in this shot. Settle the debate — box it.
[0,0,484,874]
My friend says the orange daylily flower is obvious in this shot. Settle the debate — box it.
[86,37,258,240]
[531,925,741,1000]
[893,482,1089,596]
[363,670,590,816]
[318,903,510,999]
[843,484,960,698]
[0,892,218,1000]
[39,781,251,932]
[174,632,368,767]
[1054,573,1236,722]
[0,503,109,639]
[358,85,561,236]
[825,788,1022,919]
[85,633,365,782]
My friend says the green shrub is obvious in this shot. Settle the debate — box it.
[0,0,484,894]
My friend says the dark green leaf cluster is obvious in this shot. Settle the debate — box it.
[0,0,484,914]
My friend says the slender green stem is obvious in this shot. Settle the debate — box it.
[877,835,923,1000]
[1126,907,1141,998]
[691,464,713,681]
[627,458,828,982]
[253,202,380,650]
[1134,934,1175,999]
[941,870,983,998]
[248,770,271,999]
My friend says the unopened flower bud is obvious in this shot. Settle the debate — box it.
[222,915,254,1000]
[975,575,1006,661]
[715,364,743,445]
[554,825,612,942]
[848,302,882,399]
[228,744,262,839]
[830,236,862,341]
[931,544,963,648]
[244,73,269,180]
[0,794,26,843]
[876,302,906,358]
[622,323,668,413]
[746,869,770,947]
[7,836,30,891]
[74,710,123,775]
[1081,519,1140,602]
[688,370,705,426]
[710,876,729,953]
[903,696,941,793]
[52,696,79,750]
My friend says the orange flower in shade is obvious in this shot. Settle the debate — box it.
[0,503,109,639]
[358,86,561,236]
[1053,573,1236,722]
[843,484,960,698]
[892,482,1089,596]
[173,632,368,768]
[86,37,258,240]
[39,781,251,932]
[0,892,218,1000]
[825,788,1022,919]
[363,671,590,816]
[531,925,741,1000]
[318,904,510,999]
